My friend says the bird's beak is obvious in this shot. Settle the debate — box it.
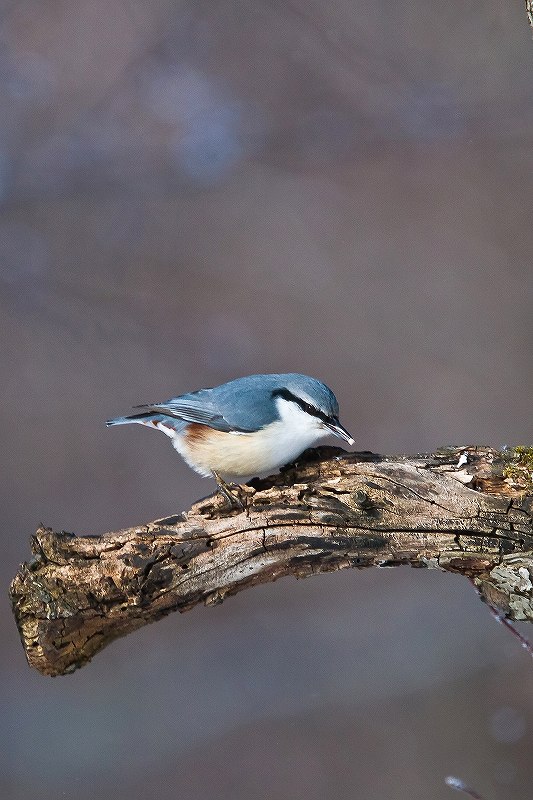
[325,418,355,446]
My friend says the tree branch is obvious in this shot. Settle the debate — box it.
[10,446,533,676]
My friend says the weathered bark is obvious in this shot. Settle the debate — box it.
[10,446,533,677]
[527,0,533,32]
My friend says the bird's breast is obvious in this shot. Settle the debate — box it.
[173,420,328,480]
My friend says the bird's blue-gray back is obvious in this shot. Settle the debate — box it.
[144,373,338,433]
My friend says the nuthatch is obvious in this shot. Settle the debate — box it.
[107,373,354,506]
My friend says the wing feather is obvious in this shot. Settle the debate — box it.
[134,396,255,432]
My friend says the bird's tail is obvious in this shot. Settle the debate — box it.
[106,411,155,427]
[106,412,187,439]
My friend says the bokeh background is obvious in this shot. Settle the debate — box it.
[2,2,533,798]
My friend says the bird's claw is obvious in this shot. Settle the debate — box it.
[213,472,246,511]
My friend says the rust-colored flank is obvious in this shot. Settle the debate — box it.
[184,422,211,443]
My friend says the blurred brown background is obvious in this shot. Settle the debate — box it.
[2,2,533,799]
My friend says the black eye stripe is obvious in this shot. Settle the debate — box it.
[272,388,331,423]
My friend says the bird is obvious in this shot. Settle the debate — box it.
[106,373,354,507]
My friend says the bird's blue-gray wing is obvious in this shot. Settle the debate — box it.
[142,378,282,433]
[133,392,248,432]
[146,398,239,431]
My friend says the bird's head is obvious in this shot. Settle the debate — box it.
[271,375,354,445]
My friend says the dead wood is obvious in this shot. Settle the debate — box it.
[10,445,533,676]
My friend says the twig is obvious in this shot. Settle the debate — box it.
[445,776,487,800]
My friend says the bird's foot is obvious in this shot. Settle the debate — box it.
[213,472,245,511]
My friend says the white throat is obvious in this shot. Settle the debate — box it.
[273,396,329,449]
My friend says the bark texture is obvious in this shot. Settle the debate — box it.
[527,0,533,31]
[10,446,533,677]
